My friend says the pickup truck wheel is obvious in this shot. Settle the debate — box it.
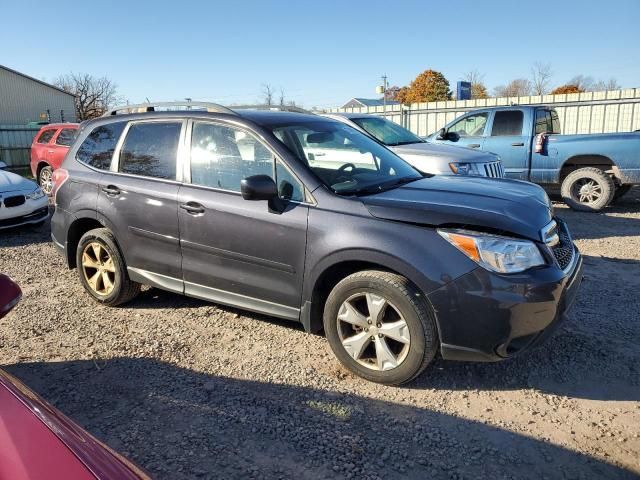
[76,228,140,306]
[561,167,615,212]
[612,184,632,203]
[323,270,437,385]
[38,166,53,195]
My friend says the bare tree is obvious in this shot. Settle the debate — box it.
[279,87,285,106]
[54,73,123,120]
[592,77,621,91]
[261,84,275,106]
[462,70,488,99]
[493,78,532,97]
[531,62,553,95]
[567,75,595,92]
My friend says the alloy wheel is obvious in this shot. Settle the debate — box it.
[336,292,410,371]
[81,242,116,296]
[39,168,53,195]
[573,177,603,205]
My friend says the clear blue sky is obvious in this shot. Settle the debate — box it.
[2,0,639,107]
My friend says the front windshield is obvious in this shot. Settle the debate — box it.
[350,116,424,146]
[271,120,422,195]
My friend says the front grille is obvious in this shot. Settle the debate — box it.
[550,221,575,271]
[3,195,26,208]
[482,161,505,178]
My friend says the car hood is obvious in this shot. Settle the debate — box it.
[361,176,552,241]
[0,170,37,193]
[390,142,498,163]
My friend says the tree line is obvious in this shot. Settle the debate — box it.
[52,64,623,121]
[384,63,621,104]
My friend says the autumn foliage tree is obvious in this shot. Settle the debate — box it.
[550,84,584,95]
[396,70,451,104]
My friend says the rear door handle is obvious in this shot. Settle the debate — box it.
[468,144,481,148]
[511,142,525,147]
[180,202,205,215]
[101,185,121,196]
[48,150,54,154]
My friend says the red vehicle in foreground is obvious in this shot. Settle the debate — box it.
[0,274,149,480]
[30,123,79,195]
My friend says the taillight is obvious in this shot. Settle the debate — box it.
[51,168,69,201]
[535,133,548,154]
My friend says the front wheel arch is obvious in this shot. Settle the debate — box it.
[302,250,440,334]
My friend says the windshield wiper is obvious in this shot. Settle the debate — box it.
[386,140,424,146]
[337,176,422,196]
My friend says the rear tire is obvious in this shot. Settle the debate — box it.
[76,228,140,306]
[38,166,53,195]
[561,167,614,212]
[323,270,438,385]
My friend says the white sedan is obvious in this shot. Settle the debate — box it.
[0,162,49,230]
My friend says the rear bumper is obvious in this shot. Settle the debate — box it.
[428,250,584,362]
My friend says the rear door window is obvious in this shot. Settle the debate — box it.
[118,122,182,180]
[491,111,524,136]
[76,122,126,170]
[37,129,56,144]
[55,128,77,147]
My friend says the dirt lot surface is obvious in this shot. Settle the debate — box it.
[1,189,639,479]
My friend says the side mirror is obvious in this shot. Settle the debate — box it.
[241,175,277,201]
[436,128,447,140]
[0,161,7,170]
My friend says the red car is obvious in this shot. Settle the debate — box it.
[0,274,149,480]
[30,123,79,195]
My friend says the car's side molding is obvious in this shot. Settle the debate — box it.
[126,267,300,321]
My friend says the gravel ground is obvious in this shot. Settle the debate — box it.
[1,189,639,479]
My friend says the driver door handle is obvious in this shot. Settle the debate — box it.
[180,202,205,215]
[468,144,481,148]
[511,142,525,147]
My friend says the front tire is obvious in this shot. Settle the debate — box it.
[561,167,615,212]
[76,228,140,306]
[323,270,438,385]
[38,166,53,195]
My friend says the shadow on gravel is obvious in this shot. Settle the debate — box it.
[0,219,51,247]
[5,358,636,480]
[127,288,306,332]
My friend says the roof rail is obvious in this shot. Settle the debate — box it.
[231,104,313,114]
[104,101,237,117]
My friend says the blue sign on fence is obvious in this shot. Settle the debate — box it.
[456,81,472,100]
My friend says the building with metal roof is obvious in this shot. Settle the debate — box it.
[0,65,76,125]
[341,98,400,109]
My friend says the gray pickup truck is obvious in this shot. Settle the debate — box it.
[430,105,640,211]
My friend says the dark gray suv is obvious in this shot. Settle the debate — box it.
[51,102,583,385]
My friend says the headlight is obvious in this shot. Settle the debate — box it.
[438,229,545,274]
[26,187,45,200]
[448,162,472,175]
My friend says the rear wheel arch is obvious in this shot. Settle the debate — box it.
[66,217,105,268]
[36,161,50,178]
[559,154,617,183]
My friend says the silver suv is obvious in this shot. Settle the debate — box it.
[322,113,504,178]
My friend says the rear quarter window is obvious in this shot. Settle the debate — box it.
[76,122,126,170]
